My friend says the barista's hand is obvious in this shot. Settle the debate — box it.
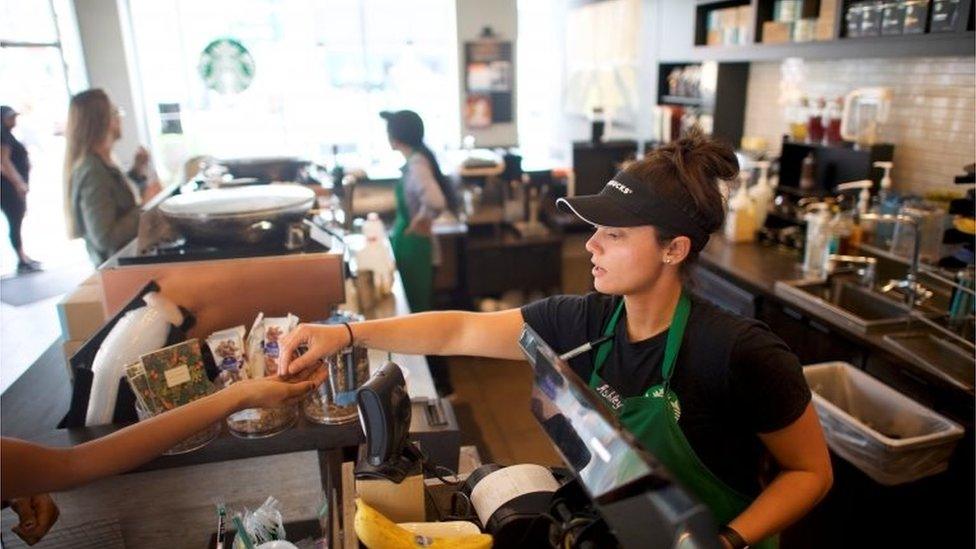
[10,494,59,545]
[406,216,433,237]
[229,368,327,410]
[277,323,351,376]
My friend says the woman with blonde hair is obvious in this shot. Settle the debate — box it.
[63,89,160,265]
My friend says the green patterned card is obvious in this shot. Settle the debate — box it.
[124,362,163,415]
[139,339,215,411]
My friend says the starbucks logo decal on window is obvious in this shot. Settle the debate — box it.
[198,38,255,94]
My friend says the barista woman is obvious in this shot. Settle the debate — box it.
[380,110,460,395]
[279,132,832,548]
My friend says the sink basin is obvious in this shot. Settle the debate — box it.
[883,332,975,393]
[774,276,915,334]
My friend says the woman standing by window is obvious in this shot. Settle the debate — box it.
[0,106,40,274]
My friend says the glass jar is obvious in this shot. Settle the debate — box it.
[807,98,826,144]
[846,3,865,37]
[303,345,370,425]
[859,1,884,36]
[226,404,298,439]
[136,402,220,454]
[303,311,371,425]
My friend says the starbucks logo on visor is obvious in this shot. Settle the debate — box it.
[606,180,633,194]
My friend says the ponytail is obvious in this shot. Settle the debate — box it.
[415,143,461,218]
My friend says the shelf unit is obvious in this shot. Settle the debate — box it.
[657,62,749,147]
[682,0,975,61]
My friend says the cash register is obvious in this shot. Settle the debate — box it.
[352,325,721,548]
[514,324,721,548]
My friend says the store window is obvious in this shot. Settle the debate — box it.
[0,0,87,273]
[127,0,460,182]
[516,0,569,165]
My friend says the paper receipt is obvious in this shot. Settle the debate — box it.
[469,464,560,526]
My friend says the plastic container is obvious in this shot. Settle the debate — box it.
[803,362,964,485]
[226,405,298,439]
[135,402,220,455]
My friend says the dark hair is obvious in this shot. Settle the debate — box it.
[381,110,461,217]
[623,129,738,275]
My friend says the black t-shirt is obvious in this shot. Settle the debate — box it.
[0,127,29,186]
[520,292,811,497]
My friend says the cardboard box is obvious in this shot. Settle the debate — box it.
[736,5,752,44]
[817,0,839,40]
[57,282,107,342]
[356,471,425,523]
[763,21,794,43]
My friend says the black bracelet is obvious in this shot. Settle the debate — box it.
[341,322,355,347]
[719,526,749,549]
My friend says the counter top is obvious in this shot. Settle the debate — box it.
[699,236,975,401]
[1,254,437,471]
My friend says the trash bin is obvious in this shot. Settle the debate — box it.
[803,361,964,486]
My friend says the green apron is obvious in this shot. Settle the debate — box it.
[588,294,776,548]
[390,168,433,313]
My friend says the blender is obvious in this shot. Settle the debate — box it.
[840,87,892,149]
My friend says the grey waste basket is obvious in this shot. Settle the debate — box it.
[803,362,964,486]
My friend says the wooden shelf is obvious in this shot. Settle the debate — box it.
[660,95,712,106]
[679,0,976,62]
[681,30,974,61]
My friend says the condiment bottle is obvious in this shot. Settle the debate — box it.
[748,160,774,230]
[725,173,757,243]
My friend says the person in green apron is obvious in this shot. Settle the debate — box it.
[380,110,461,395]
[279,131,833,548]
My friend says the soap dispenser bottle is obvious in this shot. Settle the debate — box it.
[835,179,873,252]
[872,160,898,247]
[725,172,757,243]
[803,203,832,278]
[748,160,774,230]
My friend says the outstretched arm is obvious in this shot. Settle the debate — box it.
[1,372,323,500]
[280,308,527,375]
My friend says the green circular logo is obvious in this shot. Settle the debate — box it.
[198,38,255,94]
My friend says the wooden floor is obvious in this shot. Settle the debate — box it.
[446,356,563,467]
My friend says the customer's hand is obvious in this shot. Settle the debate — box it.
[141,179,162,203]
[278,324,352,376]
[229,367,327,410]
[14,183,28,200]
[10,494,59,545]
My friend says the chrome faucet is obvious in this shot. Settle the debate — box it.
[856,212,928,308]
[828,254,877,288]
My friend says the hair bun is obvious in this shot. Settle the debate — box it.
[675,129,739,182]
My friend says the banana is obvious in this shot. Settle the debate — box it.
[354,499,493,549]
[954,217,976,235]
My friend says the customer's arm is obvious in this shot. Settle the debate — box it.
[0,373,323,500]
[74,168,141,254]
[280,309,526,375]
